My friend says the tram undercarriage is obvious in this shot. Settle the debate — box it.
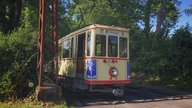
[58,76,125,97]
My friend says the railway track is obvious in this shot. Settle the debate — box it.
[62,84,192,108]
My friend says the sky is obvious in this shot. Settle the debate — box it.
[138,0,192,34]
[175,0,192,30]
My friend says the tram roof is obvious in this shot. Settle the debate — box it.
[59,24,129,43]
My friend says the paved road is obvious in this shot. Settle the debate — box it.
[62,85,192,108]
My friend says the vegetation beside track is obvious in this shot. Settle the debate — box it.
[131,71,192,91]
[0,0,192,102]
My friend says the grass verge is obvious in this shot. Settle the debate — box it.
[131,71,192,91]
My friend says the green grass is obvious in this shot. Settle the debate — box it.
[0,90,73,108]
[0,103,41,108]
[131,71,192,91]
[0,101,72,108]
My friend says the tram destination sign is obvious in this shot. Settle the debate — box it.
[100,28,125,36]
[107,30,120,36]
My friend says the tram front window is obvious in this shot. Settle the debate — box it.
[120,37,127,58]
[95,35,106,56]
[108,36,118,57]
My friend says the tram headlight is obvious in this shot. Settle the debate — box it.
[112,69,118,76]
[109,67,118,77]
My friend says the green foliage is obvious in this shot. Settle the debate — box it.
[132,24,192,90]
[0,3,40,101]
[70,0,117,27]
[0,25,38,101]
[0,70,15,100]
[170,25,192,74]
[185,3,192,16]
[0,0,191,101]
[68,0,142,30]
[0,0,22,34]
[20,6,38,29]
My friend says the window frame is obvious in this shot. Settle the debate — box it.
[95,34,106,57]
[62,37,73,58]
[86,31,91,56]
[108,35,118,57]
[119,37,128,58]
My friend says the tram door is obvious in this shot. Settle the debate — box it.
[77,34,85,78]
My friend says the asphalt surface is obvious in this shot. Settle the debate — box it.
[62,84,192,108]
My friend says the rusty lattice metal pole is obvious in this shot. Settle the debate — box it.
[36,0,61,101]
[37,0,58,87]
[52,0,59,86]
[37,0,45,86]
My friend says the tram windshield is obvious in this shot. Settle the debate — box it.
[108,36,118,57]
[120,37,127,58]
[95,34,128,58]
[95,35,106,56]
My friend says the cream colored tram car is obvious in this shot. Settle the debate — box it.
[58,24,131,96]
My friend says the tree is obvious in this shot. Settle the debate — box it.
[143,0,152,38]
[185,3,192,16]
[155,0,167,34]
[171,25,192,74]
[67,0,143,30]
[0,26,38,100]
[0,0,22,34]
[155,0,180,36]
[69,0,118,27]
[0,0,39,100]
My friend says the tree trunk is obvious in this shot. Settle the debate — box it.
[156,0,167,35]
[144,0,152,39]
[0,0,22,34]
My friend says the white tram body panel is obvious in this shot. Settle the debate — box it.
[58,24,131,96]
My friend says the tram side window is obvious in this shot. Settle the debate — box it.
[87,32,91,56]
[58,45,63,58]
[108,36,118,57]
[95,35,106,56]
[120,37,127,58]
[63,38,73,58]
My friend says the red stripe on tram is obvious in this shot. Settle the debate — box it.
[84,80,131,85]
[85,57,129,60]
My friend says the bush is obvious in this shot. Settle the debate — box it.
[0,26,38,101]
[131,25,192,90]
